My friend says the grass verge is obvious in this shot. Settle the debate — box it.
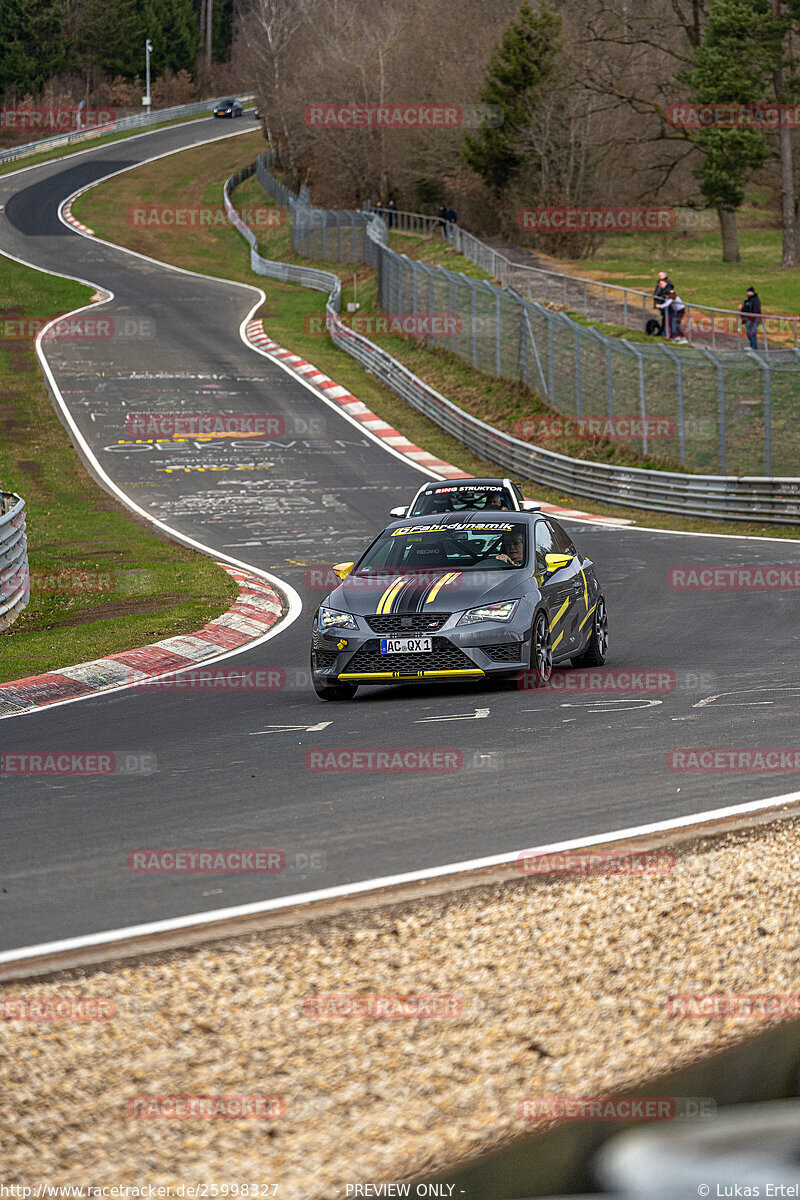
[73,140,800,540]
[0,254,239,684]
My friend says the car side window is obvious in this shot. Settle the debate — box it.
[548,518,576,556]
[534,520,554,572]
[511,482,525,507]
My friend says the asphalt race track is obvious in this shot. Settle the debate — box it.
[2,117,800,953]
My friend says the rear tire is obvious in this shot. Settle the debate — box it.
[572,596,608,666]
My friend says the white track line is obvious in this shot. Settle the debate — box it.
[0,127,303,720]
[2,786,799,965]
[2,122,800,962]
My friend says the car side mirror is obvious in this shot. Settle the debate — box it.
[544,552,572,574]
[389,506,407,518]
[521,499,541,512]
[332,561,355,581]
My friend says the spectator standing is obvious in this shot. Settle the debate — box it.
[437,204,448,236]
[386,198,397,228]
[446,205,457,227]
[739,287,762,350]
[375,201,384,221]
[658,287,688,343]
[653,271,672,335]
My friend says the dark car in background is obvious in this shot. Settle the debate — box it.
[213,98,243,118]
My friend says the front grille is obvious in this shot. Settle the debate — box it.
[366,612,451,634]
[346,637,474,674]
[483,643,523,663]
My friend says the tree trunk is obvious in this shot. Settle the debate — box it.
[717,207,740,262]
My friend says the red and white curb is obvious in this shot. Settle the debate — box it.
[244,319,630,527]
[0,566,285,718]
[246,320,468,479]
[62,185,96,236]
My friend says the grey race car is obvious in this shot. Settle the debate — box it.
[311,510,608,700]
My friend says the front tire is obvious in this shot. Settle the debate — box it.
[572,596,608,666]
[313,679,358,700]
[528,609,553,686]
[311,652,357,700]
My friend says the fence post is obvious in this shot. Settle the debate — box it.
[495,288,502,376]
[446,270,457,356]
[605,342,614,421]
[469,277,478,367]
[659,344,686,464]
[548,315,555,404]
[518,309,529,387]
[517,299,548,398]
[621,339,648,456]
[700,347,726,474]
[745,347,771,475]
[574,327,583,417]
[585,327,614,422]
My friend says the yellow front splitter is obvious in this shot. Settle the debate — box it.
[338,669,485,681]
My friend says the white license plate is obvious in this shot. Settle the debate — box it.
[380,637,432,654]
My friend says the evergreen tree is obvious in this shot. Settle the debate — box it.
[144,0,201,75]
[0,0,67,96]
[681,0,780,261]
[463,1,560,195]
[81,0,146,80]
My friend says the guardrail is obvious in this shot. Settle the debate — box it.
[225,167,800,524]
[0,94,256,165]
[0,493,29,632]
[256,158,800,480]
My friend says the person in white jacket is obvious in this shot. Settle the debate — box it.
[658,288,688,343]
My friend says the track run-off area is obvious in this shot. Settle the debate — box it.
[2,116,800,957]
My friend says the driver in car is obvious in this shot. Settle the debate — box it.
[495,530,524,565]
[486,492,510,510]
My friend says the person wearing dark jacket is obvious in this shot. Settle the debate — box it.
[437,204,448,236]
[739,287,762,350]
[653,271,672,335]
[386,198,397,228]
[446,206,457,226]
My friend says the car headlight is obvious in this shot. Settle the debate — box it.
[458,600,519,625]
[319,606,358,630]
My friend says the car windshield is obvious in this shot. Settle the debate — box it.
[409,484,514,516]
[354,523,528,573]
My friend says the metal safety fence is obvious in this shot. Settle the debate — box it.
[0,94,256,165]
[226,163,800,522]
[444,221,800,355]
[0,493,29,632]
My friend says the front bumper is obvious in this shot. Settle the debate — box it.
[311,616,531,685]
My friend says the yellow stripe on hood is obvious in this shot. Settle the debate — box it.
[425,571,461,604]
[377,576,408,615]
